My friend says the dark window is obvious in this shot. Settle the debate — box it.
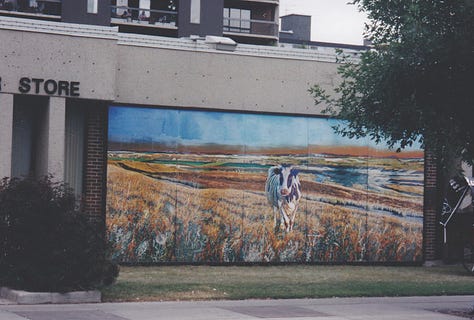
[223,7,250,33]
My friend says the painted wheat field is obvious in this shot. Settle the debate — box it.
[107,106,423,263]
[106,152,423,263]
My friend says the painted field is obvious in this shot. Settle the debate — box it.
[106,106,424,263]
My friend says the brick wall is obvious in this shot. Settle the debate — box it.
[83,103,108,233]
[423,149,441,261]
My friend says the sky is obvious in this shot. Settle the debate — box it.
[279,0,368,45]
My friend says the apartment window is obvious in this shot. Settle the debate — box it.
[223,8,250,33]
[190,0,200,24]
[87,0,98,14]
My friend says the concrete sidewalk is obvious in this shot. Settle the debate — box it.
[1,295,473,320]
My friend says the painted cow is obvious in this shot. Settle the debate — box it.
[265,165,302,232]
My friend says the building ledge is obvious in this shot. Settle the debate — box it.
[223,31,278,40]
[118,32,355,63]
[0,9,60,21]
[239,0,279,4]
[0,16,362,63]
[0,15,118,40]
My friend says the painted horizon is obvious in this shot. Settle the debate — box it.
[108,106,423,157]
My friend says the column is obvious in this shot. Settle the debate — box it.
[83,102,108,227]
[0,93,14,179]
[47,96,66,180]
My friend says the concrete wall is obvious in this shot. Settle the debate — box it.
[0,17,117,101]
[114,44,336,115]
[0,16,338,115]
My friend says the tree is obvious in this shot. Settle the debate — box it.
[311,0,474,170]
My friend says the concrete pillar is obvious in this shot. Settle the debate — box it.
[47,97,66,181]
[0,93,14,179]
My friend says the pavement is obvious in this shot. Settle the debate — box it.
[1,295,474,320]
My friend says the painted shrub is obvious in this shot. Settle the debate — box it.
[106,106,424,263]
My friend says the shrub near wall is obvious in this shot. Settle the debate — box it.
[0,176,118,292]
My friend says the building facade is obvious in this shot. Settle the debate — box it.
[0,9,443,264]
[0,0,279,45]
[279,13,311,43]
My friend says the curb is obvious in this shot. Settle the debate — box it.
[0,287,101,304]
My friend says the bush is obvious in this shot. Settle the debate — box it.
[0,176,119,292]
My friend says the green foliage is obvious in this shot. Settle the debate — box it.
[311,0,474,168]
[0,176,118,292]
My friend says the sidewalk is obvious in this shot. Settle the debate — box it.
[1,295,474,320]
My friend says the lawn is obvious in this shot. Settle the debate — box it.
[101,265,474,302]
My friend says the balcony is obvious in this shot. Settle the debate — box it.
[237,0,278,4]
[111,5,177,30]
[223,5,278,43]
[223,17,278,40]
[0,0,61,20]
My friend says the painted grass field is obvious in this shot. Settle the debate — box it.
[106,151,423,263]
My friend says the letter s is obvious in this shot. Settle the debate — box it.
[18,77,31,93]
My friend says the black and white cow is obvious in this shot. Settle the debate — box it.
[265,165,302,232]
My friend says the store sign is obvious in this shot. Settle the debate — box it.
[18,77,80,97]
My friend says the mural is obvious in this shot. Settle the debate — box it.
[106,106,424,263]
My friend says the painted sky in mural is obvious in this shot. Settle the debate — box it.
[109,106,422,151]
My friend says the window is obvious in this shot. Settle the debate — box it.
[190,0,200,24]
[241,9,250,30]
[115,0,127,16]
[139,0,150,18]
[223,8,251,33]
[65,103,85,199]
[87,0,98,14]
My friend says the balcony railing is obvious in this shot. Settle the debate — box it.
[237,0,279,4]
[111,6,177,29]
[223,17,278,38]
[0,0,61,18]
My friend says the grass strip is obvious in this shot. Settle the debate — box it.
[101,265,474,302]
